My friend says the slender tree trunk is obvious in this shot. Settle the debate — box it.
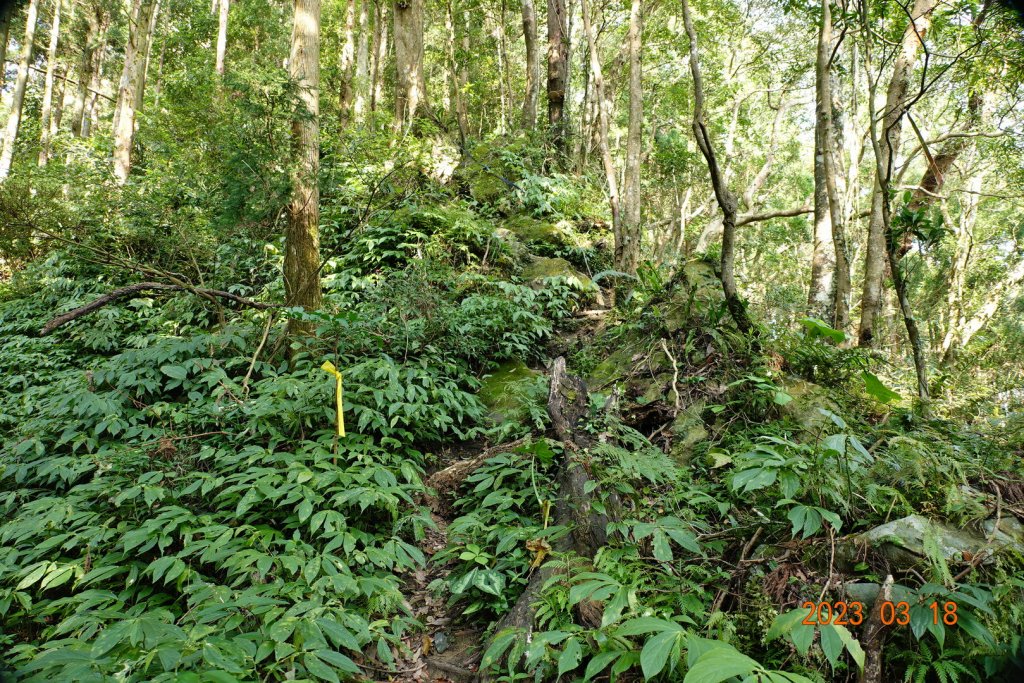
[354,0,369,122]
[581,0,620,246]
[215,0,229,75]
[393,0,427,129]
[444,0,467,143]
[679,0,751,333]
[0,6,11,94]
[808,0,836,323]
[39,0,63,167]
[81,15,109,138]
[113,0,157,183]
[0,0,41,182]
[521,0,540,129]
[618,0,642,274]
[494,1,510,134]
[135,0,159,112]
[938,161,982,366]
[339,0,355,124]
[857,0,939,346]
[51,59,68,133]
[285,0,323,329]
[71,8,98,137]
[547,0,568,154]
[370,0,384,114]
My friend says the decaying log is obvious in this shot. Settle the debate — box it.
[858,574,894,683]
[41,282,279,335]
[486,357,614,656]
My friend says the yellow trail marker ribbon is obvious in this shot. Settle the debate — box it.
[320,361,346,437]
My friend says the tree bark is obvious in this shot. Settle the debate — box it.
[521,0,540,129]
[339,0,355,125]
[354,0,369,122]
[808,0,836,323]
[285,0,323,330]
[546,0,568,155]
[857,0,939,346]
[0,0,41,182]
[80,14,110,138]
[134,0,159,112]
[393,0,427,129]
[617,0,643,275]
[370,0,384,114]
[112,0,157,183]
[444,0,467,143]
[0,5,11,93]
[679,0,751,333]
[937,169,980,366]
[70,6,98,137]
[581,0,621,253]
[215,0,229,75]
[38,0,63,167]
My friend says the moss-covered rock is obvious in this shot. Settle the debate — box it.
[477,360,545,424]
[520,257,593,288]
[837,514,1024,573]
[670,401,708,464]
[777,378,842,434]
[660,260,724,332]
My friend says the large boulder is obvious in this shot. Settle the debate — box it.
[838,514,1024,573]
[520,256,595,290]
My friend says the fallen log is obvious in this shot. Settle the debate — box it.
[485,357,615,665]
[41,282,279,335]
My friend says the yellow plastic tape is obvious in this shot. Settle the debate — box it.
[320,361,345,437]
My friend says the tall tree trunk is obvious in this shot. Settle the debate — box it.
[339,0,355,124]
[285,0,323,329]
[71,7,98,137]
[857,0,939,346]
[808,0,836,323]
[370,0,384,114]
[679,0,751,333]
[215,0,229,75]
[618,0,642,275]
[393,0,427,129]
[494,0,510,134]
[39,0,63,167]
[937,178,977,365]
[134,0,159,112]
[521,0,540,129]
[354,0,369,122]
[444,0,467,143]
[113,0,157,183]
[0,5,11,94]
[80,15,109,138]
[581,0,620,248]
[0,0,41,182]
[546,0,568,154]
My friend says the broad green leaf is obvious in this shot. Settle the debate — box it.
[861,371,900,404]
[640,630,678,680]
[558,637,583,677]
[684,647,759,683]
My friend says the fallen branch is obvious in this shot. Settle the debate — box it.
[41,282,279,335]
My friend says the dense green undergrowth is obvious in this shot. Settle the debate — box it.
[2,159,1023,682]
